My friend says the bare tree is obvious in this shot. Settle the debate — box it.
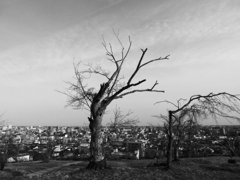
[156,92,240,169]
[107,106,139,130]
[155,107,203,162]
[60,32,169,169]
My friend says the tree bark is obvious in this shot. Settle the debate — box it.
[173,143,179,161]
[86,114,109,170]
[167,111,173,169]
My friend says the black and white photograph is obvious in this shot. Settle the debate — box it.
[0,0,240,179]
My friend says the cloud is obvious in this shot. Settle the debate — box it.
[1,0,239,88]
[127,0,240,48]
[0,22,111,87]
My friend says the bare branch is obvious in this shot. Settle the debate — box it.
[84,63,110,80]
[116,89,164,99]
[156,92,240,137]
[156,92,240,116]
[112,29,124,51]
[127,48,148,85]
[155,100,178,108]
[177,98,187,108]
[140,54,170,68]
[107,36,132,96]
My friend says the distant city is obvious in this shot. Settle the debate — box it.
[0,124,240,163]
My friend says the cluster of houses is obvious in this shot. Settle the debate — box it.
[0,124,240,162]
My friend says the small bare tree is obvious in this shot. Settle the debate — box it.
[107,107,139,142]
[156,92,240,169]
[60,32,169,169]
[107,106,139,129]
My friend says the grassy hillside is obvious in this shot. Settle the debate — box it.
[0,156,239,180]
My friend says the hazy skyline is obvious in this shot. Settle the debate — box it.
[1,0,240,126]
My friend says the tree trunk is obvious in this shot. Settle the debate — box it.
[187,120,192,158]
[167,111,173,169]
[86,115,109,170]
[173,143,179,161]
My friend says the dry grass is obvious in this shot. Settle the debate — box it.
[0,156,240,180]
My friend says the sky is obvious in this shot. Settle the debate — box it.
[0,0,240,126]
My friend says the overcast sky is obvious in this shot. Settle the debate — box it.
[0,0,240,126]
